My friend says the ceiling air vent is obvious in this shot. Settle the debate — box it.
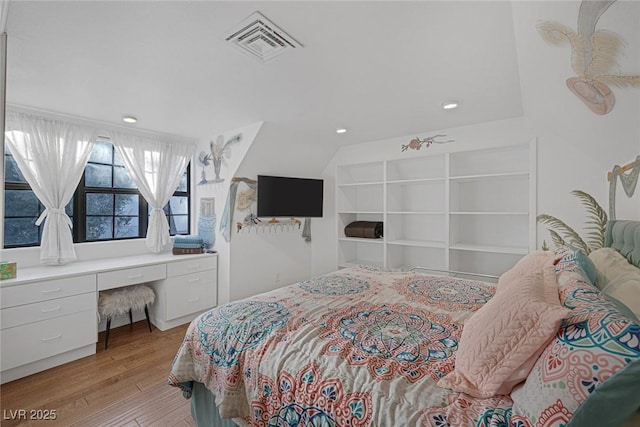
[225,12,302,62]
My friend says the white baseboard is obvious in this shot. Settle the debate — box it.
[151,312,203,331]
[0,344,95,384]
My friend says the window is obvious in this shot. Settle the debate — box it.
[163,178,190,236]
[3,141,190,248]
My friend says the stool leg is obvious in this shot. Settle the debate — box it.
[144,305,153,333]
[129,309,133,326]
[105,317,111,350]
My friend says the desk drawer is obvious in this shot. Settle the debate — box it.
[167,257,216,278]
[98,264,166,291]
[0,274,96,309]
[165,272,216,320]
[1,310,96,371]
[1,292,96,330]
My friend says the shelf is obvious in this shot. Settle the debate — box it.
[338,181,384,188]
[449,243,528,255]
[337,140,535,278]
[339,237,384,244]
[338,211,384,215]
[449,172,528,182]
[387,239,445,248]
[338,261,385,269]
[450,211,528,216]
[387,245,446,272]
[387,211,445,215]
[407,266,500,280]
[338,183,384,212]
[337,162,383,186]
[386,178,445,185]
[387,155,445,181]
[449,144,530,178]
[386,178,445,212]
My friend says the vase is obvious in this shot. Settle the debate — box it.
[198,198,216,250]
[213,158,223,182]
[198,215,216,250]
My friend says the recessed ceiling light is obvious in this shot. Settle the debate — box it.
[442,101,459,110]
[336,128,348,134]
[122,115,138,124]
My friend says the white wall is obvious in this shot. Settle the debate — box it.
[511,0,640,226]
[226,122,329,302]
[192,122,263,305]
[230,230,311,301]
[223,0,639,297]
[3,238,154,269]
[311,0,640,276]
[12,1,634,301]
[311,117,536,276]
[5,122,264,307]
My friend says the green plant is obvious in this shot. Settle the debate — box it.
[537,190,607,254]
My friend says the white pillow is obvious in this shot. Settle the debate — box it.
[588,248,637,289]
[589,247,640,318]
[602,274,640,319]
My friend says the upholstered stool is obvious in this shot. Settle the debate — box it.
[98,284,155,349]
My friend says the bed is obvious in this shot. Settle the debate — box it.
[169,220,640,426]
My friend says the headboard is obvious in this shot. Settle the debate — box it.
[605,220,640,268]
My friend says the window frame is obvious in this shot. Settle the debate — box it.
[3,143,191,248]
[4,175,44,248]
[163,171,191,237]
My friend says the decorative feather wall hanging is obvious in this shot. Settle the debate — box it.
[537,0,640,115]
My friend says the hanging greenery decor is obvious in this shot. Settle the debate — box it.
[537,190,607,254]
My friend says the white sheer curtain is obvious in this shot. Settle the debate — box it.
[111,132,195,253]
[1,0,10,34]
[5,110,96,264]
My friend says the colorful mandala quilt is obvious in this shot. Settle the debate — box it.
[168,263,640,426]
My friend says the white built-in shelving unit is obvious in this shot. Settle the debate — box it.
[337,161,385,269]
[336,140,536,280]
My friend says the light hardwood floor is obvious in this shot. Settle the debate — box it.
[0,321,193,427]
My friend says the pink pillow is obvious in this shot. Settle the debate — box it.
[496,250,563,292]
[437,253,570,398]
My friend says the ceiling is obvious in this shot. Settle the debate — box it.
[5,1,524,151]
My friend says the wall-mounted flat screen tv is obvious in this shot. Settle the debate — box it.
[257,175,324,218]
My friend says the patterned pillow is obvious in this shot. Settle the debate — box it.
[555,249,597,285]
[511,261,640,427]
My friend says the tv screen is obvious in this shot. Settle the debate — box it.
[257,175,324,218]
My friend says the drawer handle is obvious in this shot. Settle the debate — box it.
[188,277,201,283]
[187,297,200,303]
[41,306,62,313]
[188,264,201,270]
[41,287,62,294]
[41,334,62,342]
[128,274,144,279]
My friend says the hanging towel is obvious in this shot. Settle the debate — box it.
[302,218,312,242]
[345,221,383,239]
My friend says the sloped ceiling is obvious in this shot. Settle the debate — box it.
[5,1,523,151]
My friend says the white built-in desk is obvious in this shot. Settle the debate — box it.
[0,252,217,384]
